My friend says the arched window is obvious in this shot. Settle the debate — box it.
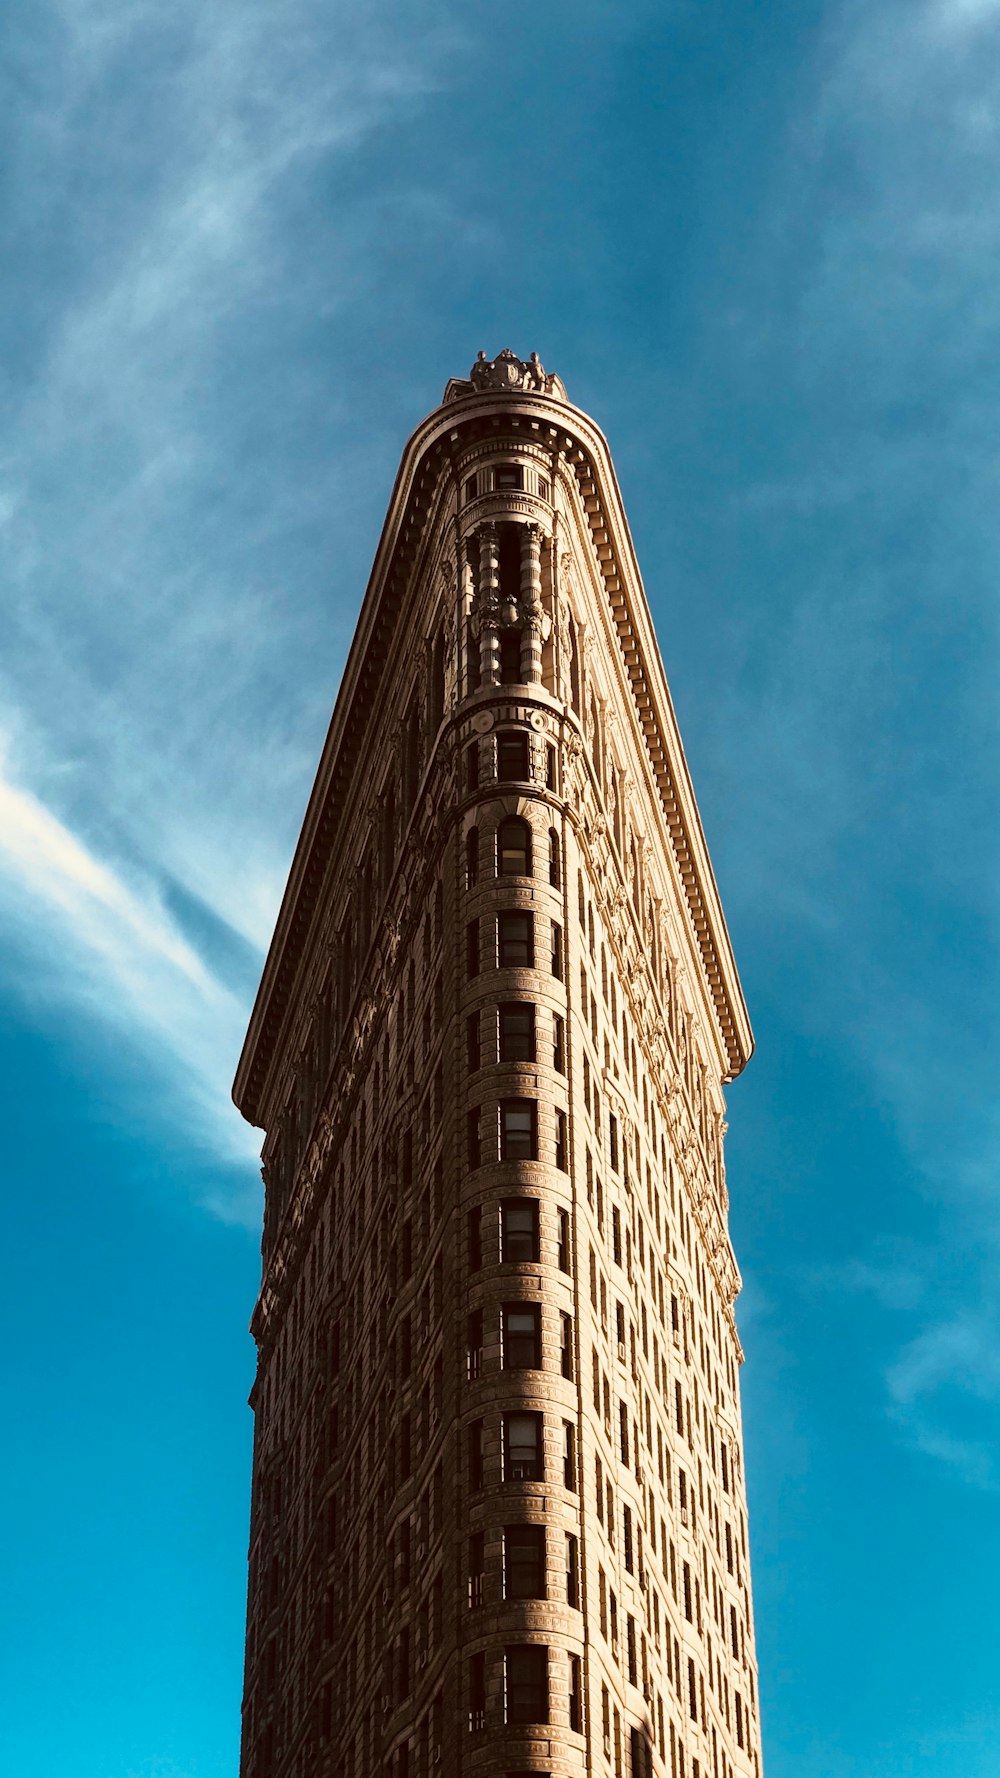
[466,827,479,890]
[548,829,561,888]
[497,817,531,878]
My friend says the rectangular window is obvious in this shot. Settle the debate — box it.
[500,1099,537,1161]
[566,1533,579,1609]
[468,1530,485,1608]
[620,1402,630,1466]
[502,1303,541,1369]
[466,918,480,979]
[569,1652,582,1733]
[563,1420,576,1491]
[495,464,523,491]
[609,1113,619,1171]
[469,1650,486,1732]
[504,1524,545,1599]
[550,920,563,979]
[623,1503,634,1573]
[469,1419,484,1490]
[497,731,529,781]
[546,743,556,789]
[463,474,478,503]
[560,1312,573,1379]
[501,1198,540,1263]
[499,1002,535,1063]
[627,1614,637,1686]
[555,1110,568,1171]
[467,1309,483,1382]
[612,1206,622,1266]
[466,1011,481,1072]
[467,1107,482,1170]
[468,1206,482,1271]
[498,910,533,969]
[505,1646,548,1725]
[558,1209,571,1274]
[553,1013,565,1073]
[504,1412,542,1481]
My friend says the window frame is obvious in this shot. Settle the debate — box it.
[503,1411,543,1482]
[501,1197,540,1264]
[505,1645,549,1726]
[497,815,532,878]
[499,1001,536,1064]
[497,910,534,970]
[502,1301,542,1370]
[503,1523,546,1600]
[497,730,529,781]
[500,1098,538,1161]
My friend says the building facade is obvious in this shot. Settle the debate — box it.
[233,351,761,1778]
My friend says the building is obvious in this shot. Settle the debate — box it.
[233,350,762,1778]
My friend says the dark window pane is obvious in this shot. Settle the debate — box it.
[498,911,533,969]
[504,1524,545,1599]
[469,1651,486,1731]
[501,1099,537,1161]
[495,465,523,490]
[503,1304,541,1369]
[497,732,529,779]
[498,632,523,685]
[497,816,531,876]
[469,1419,484,1489]
[504,1413,542,1481]
[499,1003,535,1063]
[505,1646,548,1725]
[501,1199,539,1263]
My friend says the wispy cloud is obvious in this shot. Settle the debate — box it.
[0,0,459,1207]
[0,742,257,1164]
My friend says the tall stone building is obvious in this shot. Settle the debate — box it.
[233,351,761,1778]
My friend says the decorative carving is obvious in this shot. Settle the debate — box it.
[444,349,567,403]
[470,348,548,392]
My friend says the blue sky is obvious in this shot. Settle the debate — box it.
[1,1,997,1773]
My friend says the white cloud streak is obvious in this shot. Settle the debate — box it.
[0,0,460,1206]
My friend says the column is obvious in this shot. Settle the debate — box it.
[519,523,544,684]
